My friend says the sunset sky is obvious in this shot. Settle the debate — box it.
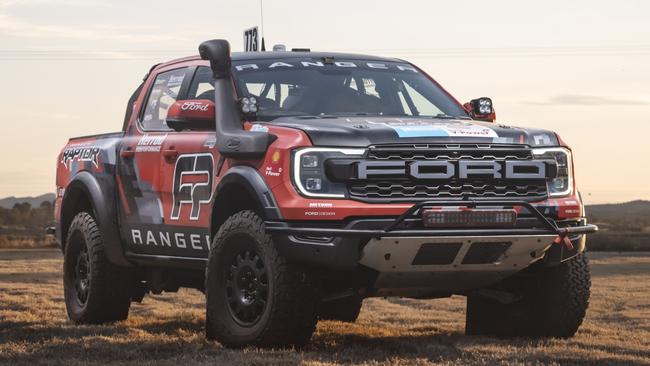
[1,0,649,203]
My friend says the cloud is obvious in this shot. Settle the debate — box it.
[525,94,650,106]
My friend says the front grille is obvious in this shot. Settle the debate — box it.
[348,144,548,202]
[349,181,548,200]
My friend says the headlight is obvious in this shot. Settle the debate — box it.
[293,148,365,198]
[532,147,573,197]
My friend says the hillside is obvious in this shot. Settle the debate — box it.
[587,200,650,231]
[0,193,55,209]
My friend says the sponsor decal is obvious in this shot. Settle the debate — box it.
[250,124,269,132]
[130,229,210,251]
[308,202,333,208]
[367,119,498,138]
[171,153,214,221]
[61,147,100,169]
[264,166,283,177]
[136,134,167,152]
[265,150,284,175]
[204,136,216,149]
[304,211,336,216]
[180,101,210,111]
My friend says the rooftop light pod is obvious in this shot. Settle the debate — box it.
[532,147,574,197]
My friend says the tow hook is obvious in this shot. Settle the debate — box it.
[553,228,574,251]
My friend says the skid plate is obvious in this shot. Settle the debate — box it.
[360,235,556,292]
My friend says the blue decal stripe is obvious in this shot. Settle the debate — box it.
[393,126,449,137]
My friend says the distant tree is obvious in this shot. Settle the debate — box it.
[0,202,53,227]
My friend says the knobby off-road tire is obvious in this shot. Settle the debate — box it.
[466,253,591,338]
[205,210,319,348]
[63,212,133,324]
[319,295,363,323]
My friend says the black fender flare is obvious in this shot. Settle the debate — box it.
[59,171,132,267]
[212,165,283,234]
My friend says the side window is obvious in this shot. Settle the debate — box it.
[187,66,215,100]
[141,68,190,130]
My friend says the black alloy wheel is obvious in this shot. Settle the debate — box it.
[225,249,269,326]
[72,244,91,307]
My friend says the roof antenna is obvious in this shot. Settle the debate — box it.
[260,0,266,51]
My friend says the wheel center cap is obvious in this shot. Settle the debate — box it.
[237,267,256,305]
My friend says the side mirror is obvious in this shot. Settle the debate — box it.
[199,39,232,78]
[166,100,215,132]
[464,97,496,122]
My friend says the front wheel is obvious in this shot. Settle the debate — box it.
[466,253,591,337]
[205,211,319,348]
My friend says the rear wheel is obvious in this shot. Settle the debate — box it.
[466,253,591,337]
[205,210,319,348]
[319,295,363,323]
[63,212,133,324]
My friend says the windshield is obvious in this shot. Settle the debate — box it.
[231,59,468,121]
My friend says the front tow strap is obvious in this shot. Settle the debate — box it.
[553,228,575,251]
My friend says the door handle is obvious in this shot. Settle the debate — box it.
[162,149,178,162]
[120,147,135,159]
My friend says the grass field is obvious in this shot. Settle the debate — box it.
[0,250,648,365]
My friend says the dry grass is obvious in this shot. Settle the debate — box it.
[0,236,56,249]
[0,250,649,366]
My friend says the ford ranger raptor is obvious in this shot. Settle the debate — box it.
[54,39,597,348]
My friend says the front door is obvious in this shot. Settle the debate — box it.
[117,66,204,257]
[155,131,217,258]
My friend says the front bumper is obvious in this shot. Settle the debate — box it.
[267,200,597,276]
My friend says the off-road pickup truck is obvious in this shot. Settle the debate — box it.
[54,39,597,348]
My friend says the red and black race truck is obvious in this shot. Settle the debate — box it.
[54,39,597,348]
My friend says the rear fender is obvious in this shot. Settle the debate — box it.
[59,171,132,267]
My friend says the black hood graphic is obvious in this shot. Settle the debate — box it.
[270,116,559,148]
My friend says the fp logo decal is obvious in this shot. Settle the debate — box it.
[171,153,214,221]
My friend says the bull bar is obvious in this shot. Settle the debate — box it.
[264,200,598,238]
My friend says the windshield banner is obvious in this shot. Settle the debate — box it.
[233,60,419,73]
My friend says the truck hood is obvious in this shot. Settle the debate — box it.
[269,116,559,147]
